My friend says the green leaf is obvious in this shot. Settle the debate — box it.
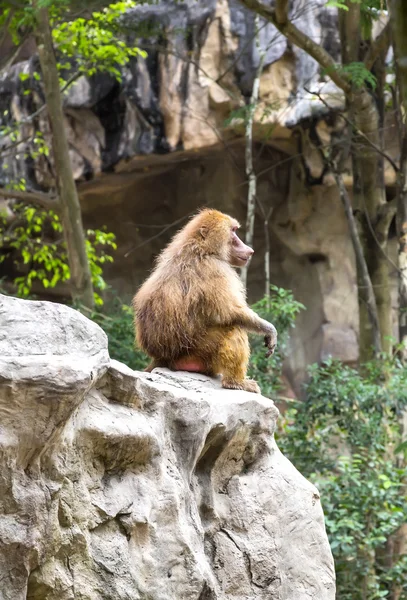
[326,0,349,9]
[395,440,407,454]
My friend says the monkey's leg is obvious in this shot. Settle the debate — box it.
[207,328,261,394]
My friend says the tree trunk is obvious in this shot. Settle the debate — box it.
[339,1,391,360]
[350,89,391,360]
[391,0,407,349]
[335,173,382,356]
[34,5,94,309]
[241,15,265,288]
[388,8,407,600]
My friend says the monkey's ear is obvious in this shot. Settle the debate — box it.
[199,226,209,239]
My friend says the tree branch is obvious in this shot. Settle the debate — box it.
[237,0,352,94]
[377,197,397,245]
[0,188,59,211]
[274,0,288,24]
[0,35,29,75]
[339,0,360,64]
[20,71,81,124]
[363,20,391,71]
[334,172,382,356]
[304,86,400,174]
[35,2,94,308]
[241,14,266,288]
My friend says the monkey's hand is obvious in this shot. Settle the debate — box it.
[264,323,277,358]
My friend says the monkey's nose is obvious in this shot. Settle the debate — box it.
[248,247,254,256]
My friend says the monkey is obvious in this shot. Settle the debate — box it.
[133,208,277,394]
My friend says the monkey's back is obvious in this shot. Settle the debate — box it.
[133,251,247,363]
[133,260,208,361]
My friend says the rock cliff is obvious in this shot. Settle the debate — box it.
[0,293,335,599]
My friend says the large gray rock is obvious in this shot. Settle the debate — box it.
[0,294,335,599]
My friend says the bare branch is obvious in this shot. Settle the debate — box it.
[20,71,81,124]
[237,0,351,94]
[274,0,289,24]
[304,86,400,174]
[364,20,391,71]
[0,188,59,211]
[241,14,266,287]
[124,213,190,257]
[338,0,360,64]
[0,36,29,75]
[216,21,269,84]
[0,135,32,158]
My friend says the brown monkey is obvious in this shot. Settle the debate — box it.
[133,209,277,394]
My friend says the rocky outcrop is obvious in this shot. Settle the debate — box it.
[0,0,343,184]
[0,293,335,600]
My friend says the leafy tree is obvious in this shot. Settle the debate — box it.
[0,204,117,304]
[0,0,145,307]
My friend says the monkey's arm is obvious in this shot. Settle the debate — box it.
[230,308,274,333]
[229,308,277,357]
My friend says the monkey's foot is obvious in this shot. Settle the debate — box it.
[222,378,261,394]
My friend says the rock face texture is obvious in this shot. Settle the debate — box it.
[0,293,335,600]
[0,0,342,182]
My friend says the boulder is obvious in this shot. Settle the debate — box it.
[0,294,335,599]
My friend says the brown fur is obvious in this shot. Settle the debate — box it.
[133,209,277,394]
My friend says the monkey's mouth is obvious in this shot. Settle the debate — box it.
[231,255,251,268]
[237,255,251,265]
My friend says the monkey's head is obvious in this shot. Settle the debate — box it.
[190,209,254,267]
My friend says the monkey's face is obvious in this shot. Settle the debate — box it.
[229,226,254,268]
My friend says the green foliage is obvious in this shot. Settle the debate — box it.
[248,286,305,398]
[89,296,149,371]
[85,228,117,305]
[52,1,147,81]
[325,0,384,40]
[0,204,116,304]
[223,105,251,127]
[278,357,407,599]
[326,0,350,10]
[324,61,377,89]
[341,61,377,89]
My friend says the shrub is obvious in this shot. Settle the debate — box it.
[89,296,149,371]
[277,356,407,599]
[248,285,305,397]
